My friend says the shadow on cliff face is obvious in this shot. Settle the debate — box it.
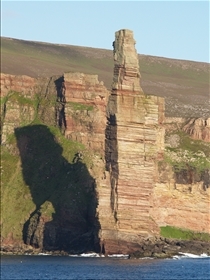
[175,168,210,190]
[105,94,119,222]
[54,76,67,133]
[15,124,101,253]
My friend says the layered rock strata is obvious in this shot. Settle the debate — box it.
[0,73,36,98]
[1,72,108,252]
[182,118,210,142]
[0,74,59,143]
[151,181,210,234]
[100,29,165,254]
[62,72,109,152]
[0,73,108,152]
[1,30,209,255]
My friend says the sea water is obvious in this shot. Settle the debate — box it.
[1,253,210,280]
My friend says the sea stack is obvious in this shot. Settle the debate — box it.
[112,29,143,93]
[99,29,165,254]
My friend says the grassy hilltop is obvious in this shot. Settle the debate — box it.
[1,36,209,118]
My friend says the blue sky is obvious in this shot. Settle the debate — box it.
[1,1,209,63]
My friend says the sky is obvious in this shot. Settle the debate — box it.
[1,1,209,63]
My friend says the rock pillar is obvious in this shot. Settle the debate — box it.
[112,29,143,93]
[100,29,165,254]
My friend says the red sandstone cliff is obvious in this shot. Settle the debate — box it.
[63,72,109,152]
[1,29,209,255]
[183,118,210,142]
[0,73,36,98]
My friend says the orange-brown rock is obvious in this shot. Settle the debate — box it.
[112,29,143,93]
[62,72,109,152]
[182,118,210,142]
[100,29,165,254]
[151,181,210,234]
[1,30,209,256]
[0,73,36,97]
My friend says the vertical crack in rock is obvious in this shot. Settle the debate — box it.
[105,100,118,221]
[55,76,67,133]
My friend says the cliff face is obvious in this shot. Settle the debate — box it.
[183,118,210,142]
[1,29,210,255]
[1,72,108,151]
[150,160,210,234]
[150,116,210,235]
[0,72,108,253]
[151,181,210,234]
[62,72,109,152]
[1,74,36,143]
[1,73,36,97]
[0,74,59,143]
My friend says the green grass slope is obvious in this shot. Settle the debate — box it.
[1,91,98,248]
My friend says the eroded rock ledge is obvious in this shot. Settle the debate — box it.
[1,238,210,258]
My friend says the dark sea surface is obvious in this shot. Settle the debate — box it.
[1,254,210,280]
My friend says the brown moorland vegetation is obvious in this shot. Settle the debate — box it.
[1,37,209,117]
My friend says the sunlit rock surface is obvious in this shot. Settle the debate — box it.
[100,29,165,254]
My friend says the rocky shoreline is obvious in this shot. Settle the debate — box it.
[129,237,210,259]
[1,238,210,259]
